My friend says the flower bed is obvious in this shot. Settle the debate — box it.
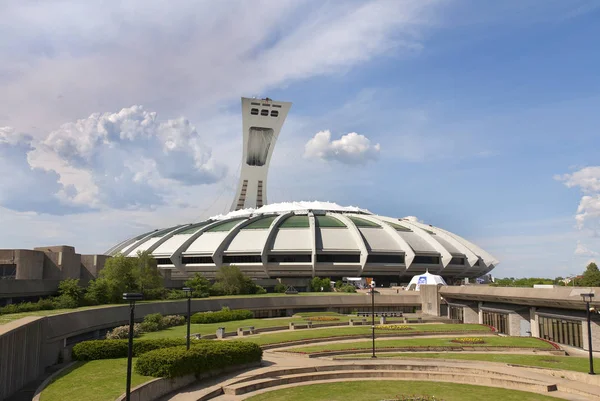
[305,316,340,321]
[376,325,413,331]
[450,337,485,345]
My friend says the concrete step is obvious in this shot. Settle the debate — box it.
[223,369,556,396]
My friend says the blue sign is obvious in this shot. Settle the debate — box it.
[417,276,427,285]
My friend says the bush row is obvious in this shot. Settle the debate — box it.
[72,338,197,361]
[135,341,262,378]
[105,314,186,339]
[190,307,253,324]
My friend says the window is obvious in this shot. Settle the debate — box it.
[482,311,508,334]
[207,218,246,232]
[223,255,262,264]
[268,254,312,263]
[412,255,440,264]
[449,306,464,323]
[449,257,465,265]
[251,102,260,106]
[316,254,360,263]
[260,109,269,116]
[539,316,582,348]
[366,254,405,264]
[261,103,270,107]
[0,264,16,280]
[272,104,282,108]
[271,110,279,117]
[246,127,274,166]
[279,215,310,228]
[250,108,258,115]
[349,216,380,227]
[155,258,172,265]
[243,215,277,229]
[315,215,346,228]
[182,256,213,264]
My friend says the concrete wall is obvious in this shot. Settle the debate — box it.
[0,317,44,401]
[463,305,479,324]
[419,285,440,316]
[0,250,45,280]
[0,280,61,300]
[36,246,82,281]
[80,254,108,281]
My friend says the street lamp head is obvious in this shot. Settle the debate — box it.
[123,293,143,301]
[581,293,595,303]
[371,281,376,288]
[182,287,192,297]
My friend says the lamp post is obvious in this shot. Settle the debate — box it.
[183,287,192,350]
[123,292,143,401]
[370,280,376,359]
[581,293,595,375]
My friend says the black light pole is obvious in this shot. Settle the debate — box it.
[123,293,143,401]
[183,287,192,350]
[581,293,595,375]
[371,280,376,359]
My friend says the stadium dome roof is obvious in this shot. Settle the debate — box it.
[106,201,499,281]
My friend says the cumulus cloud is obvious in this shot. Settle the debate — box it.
[556,166,600,233]
[304,130,380,165]
[575,241,599,257]
[1,106,226,213]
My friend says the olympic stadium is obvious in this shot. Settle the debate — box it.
[106,97,499,284]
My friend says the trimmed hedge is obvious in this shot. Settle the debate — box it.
[135,341,262,378]
[72,338,199,361]
[190,307,253,324]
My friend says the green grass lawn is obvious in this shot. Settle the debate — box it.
[40,358,152,401]
[336,352,599,373]
[238,324,491,346]
[140,314,354,339]
[245,380,563,401]
[286,336,553,353]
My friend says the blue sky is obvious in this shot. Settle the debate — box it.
[1,0,599,279]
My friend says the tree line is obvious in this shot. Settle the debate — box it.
[492,262,600,287]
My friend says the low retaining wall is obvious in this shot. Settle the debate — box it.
[301,346,562,358]
[261,331,498,350]
[114,361,262,401]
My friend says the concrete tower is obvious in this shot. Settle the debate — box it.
[231,97,292,211]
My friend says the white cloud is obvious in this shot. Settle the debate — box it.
[304,130,380,165]
[2,106,226,213]
[556,166,600,232]
[0,1,442,133]
[575,241,599,257]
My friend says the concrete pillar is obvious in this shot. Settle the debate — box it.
[380,316,386,325]
[478,302,483,324]
[529,307,539,337]
[463,305,479,324]
[216,327,225,339]
[419,285,440,316]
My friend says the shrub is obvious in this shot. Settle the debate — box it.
[339,284,357,293]
[451,337,485,344]
[274,282,286,293]
[135,341,262,378]
[162,315,185,327]
[190,307,253,324]
[184,273,211,298]
[376,325,413,331]
[143,288,167,301]
[143,313,166,329]
[72,338,193,361]
[83,278,110,305]
[140,321,160,333]
[256,285,267,294]
[167,290,188,300]
[58,278,83,305]
[105,323,143,339]
[52,294,79,309]
[305,316,340,321]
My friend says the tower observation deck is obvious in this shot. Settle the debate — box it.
[231,97,292,211]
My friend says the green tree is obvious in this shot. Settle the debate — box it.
[58,278,83,302]
[310,277,332,292]
[98,251,165,303]
[580,262,600,287]
[136,251,163,294]
[214,265,257,295]
[184,273,211,298]
[83,279,110,305]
